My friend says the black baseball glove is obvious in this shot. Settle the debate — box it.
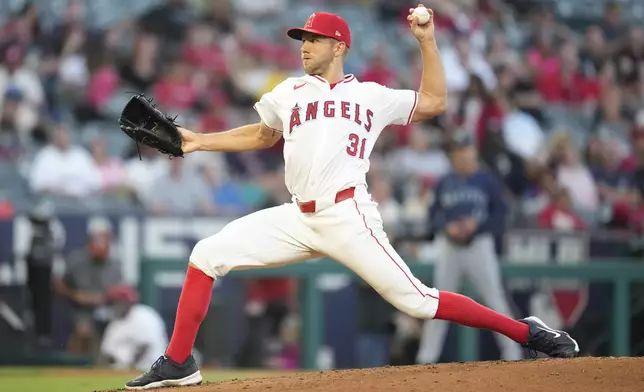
[118,94,184,159]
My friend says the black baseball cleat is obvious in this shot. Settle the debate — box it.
[125,355,203,389]
[519,316,580,358]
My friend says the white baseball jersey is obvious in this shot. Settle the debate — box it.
[253,74,418,201]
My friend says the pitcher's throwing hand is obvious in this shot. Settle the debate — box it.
[408,4,435,42]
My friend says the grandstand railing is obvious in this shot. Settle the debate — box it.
[141,259,644,369]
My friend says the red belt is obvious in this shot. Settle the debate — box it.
[296,187,356,213]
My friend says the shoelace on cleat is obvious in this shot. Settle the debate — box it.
[145,356,166,374]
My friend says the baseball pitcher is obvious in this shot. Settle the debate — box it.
[124,6,578,389]
[416,132,523,364]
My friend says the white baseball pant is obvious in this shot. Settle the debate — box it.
[190,185,440,319]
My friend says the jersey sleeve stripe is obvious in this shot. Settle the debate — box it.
[406,91,419,125]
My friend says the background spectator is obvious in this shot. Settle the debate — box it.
[89,136,127,194]
[23,200,65,349]
[145,158,215,215]
[53,218,122,356]
[538,187,586,231]
[549,133,599,221]
[98,285,168,371]
[29,124,102,199]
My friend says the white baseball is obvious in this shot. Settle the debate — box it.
[412,6,431,25]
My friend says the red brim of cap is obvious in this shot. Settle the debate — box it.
[287,27,339,43]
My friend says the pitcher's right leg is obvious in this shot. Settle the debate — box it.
[318,197,542,357]
[320,196,579,360]
[126,203,318,390]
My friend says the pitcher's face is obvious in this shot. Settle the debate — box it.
[300,32,344,75]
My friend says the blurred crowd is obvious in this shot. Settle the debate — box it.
[1,0,644,233]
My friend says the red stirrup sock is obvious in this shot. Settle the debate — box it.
[434,291,529,344]
[165,265,214,363]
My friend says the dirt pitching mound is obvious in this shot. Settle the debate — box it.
[122,357,644,392]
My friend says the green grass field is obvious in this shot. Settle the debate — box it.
[0,367,285,392]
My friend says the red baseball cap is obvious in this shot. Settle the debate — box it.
[107,284,140,304]
[287,12,351,48]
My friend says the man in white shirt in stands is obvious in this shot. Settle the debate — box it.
[29,124,102,198]
[98,285,168,371]
[500,93,545,163]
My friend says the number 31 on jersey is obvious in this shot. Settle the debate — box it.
[347,133,367,159]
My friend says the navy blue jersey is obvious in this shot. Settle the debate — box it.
[428,168,506,236]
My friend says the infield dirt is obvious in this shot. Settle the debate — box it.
[110,356,644,392]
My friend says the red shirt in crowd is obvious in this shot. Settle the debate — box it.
[360,65,397,88]
[620,155,638,172]
[386,124,414,146]
[87,66,119,109]
[182,45,227,75]
[247,279,294,304]
[0,200,14,219]
[199,111,227,134]
[153,78,198,111]
[538,204,586,231]
[476,100,504,147]
[537,69,601,104]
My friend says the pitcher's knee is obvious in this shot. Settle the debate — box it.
[389,293,440,320]
[189,235,228,278]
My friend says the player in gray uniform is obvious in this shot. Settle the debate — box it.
[416,132,523,363]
